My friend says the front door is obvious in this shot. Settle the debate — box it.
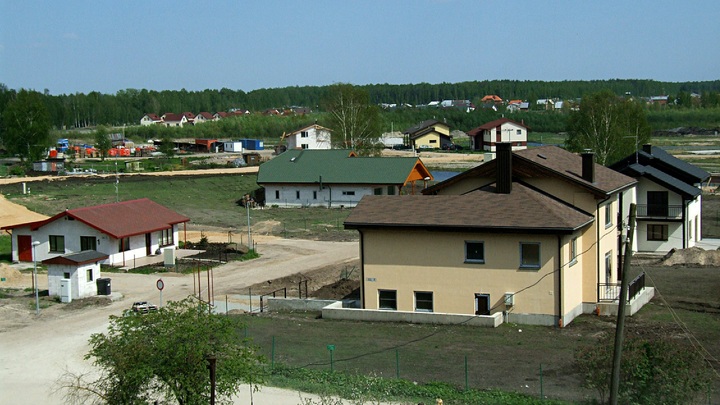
[18,235,32,262]
[475,294,490,315]
[145,233,152,256]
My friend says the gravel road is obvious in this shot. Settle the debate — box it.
[0,238,360,404]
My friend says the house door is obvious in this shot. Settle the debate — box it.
[475,294,490,315]
[647,191,668,216]
[18,235,32,262]
[145,233,152,256]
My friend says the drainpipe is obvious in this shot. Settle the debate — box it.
[682,199,687,248]
[358,230,365,308]
[557,234,563,328]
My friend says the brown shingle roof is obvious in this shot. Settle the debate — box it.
[6,198,189,239]
[424,146,636,197]
[345,183,593,233]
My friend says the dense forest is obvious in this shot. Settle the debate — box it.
[1,80,720,142]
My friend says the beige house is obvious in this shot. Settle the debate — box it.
[345,144,653,327]
[403,120,452,149]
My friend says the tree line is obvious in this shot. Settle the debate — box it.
[2,79,720,130]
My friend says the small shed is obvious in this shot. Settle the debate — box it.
[42,251,109,300]
[242,152,261,166]
[224,142,244,153]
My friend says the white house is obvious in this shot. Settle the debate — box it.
[283,124,332,150]
[223,141,244,153]
[611,144,710,253]
[161,113,188,127]
[140,114,162,126]
[257,149,433,208]
[194,112,214,124]
[2,199,190,267]
[43,251,108,300]
[466,118,529,154]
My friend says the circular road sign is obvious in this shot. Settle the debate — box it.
[156,279,164,291]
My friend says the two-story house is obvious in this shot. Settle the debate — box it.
[610,144,710,253]
[466,118,529,153]
[283,124,332,150]
[344,144,651,327]
[403,120,452,150]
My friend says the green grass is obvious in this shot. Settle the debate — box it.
[0,235,11,262]
[528,132,567,146]
[0,174,356,240]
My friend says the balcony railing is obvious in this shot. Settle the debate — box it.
[598,272,646,303]
[636,204,683,219]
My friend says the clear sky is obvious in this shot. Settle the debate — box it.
[1,1,718,95]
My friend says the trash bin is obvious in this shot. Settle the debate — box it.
[96,278,111,295]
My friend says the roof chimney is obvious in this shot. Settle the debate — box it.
[581,150,595,183]
[496,143,512,194]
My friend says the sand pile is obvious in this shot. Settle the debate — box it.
[660,246,720,266]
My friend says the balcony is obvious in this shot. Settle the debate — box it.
[636,204,683,219]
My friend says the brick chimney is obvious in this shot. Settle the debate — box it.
[581,150,594,183]
[497,143,512,193]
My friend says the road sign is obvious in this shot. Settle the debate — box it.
[156,279,164,291]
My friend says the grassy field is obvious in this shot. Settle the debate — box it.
[0,174,357,241]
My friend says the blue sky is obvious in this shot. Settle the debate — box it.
[1,1,718,95]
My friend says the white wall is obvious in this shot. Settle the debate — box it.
[48,262,99,299]
[264,184,398,208]
[287,127,332,150]
[11,220,181,266]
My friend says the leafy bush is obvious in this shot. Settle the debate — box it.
[575,332,712,404]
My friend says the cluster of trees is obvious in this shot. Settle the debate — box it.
[2,79,720,130]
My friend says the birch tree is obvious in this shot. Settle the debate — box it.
[322,83,382,155]
[566,90,650,165]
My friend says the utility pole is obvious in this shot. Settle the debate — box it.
[610,203,636,404]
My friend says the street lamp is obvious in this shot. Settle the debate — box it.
[32,241,40,315]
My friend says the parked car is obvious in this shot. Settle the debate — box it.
[392,144,410,150]
[442,144,463,151]
[131,301,158,313]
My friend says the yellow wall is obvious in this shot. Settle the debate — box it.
[413,132,442,148]
[361,229,562,317]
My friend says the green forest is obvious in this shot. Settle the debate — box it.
[1,80,720,143]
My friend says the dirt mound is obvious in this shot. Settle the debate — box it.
[659,246,720,266]
[0,264,24,284]
[312,278,359,300]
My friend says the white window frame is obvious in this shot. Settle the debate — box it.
[519,242,541,269]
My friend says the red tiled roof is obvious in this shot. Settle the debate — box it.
[5,198,189,239]
[481,95,503,102]
[145,113,161,121]
[197,112,213,120]
[163,113,184,122]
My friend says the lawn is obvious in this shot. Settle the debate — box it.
[0,174,357,241]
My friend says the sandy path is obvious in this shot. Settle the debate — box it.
[0,194,370,404]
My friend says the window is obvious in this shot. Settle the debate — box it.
[374,187,383,195]
[520,242,541,269]
[605,204,613,228]
[301,131,308,138]
[414,291,433,312]
[49,235,65,253]
[86,268,93,281]
[465,241,485,263]
[301,144,308,149]
[387,186,395,195]
[647,191,669,216]
[342,191,355,196]
[429,139,437,144]
[275,190,280,199]
[80,236,96,251]
[159,228,173,246]
[296,191,300,199]
[516,129,522,135]
[119,237,130,252]
[570,237,578,265]
[647,224,668,241]
[605,251,613,283]
[313,191,317,200]
[63,272,70,279]
[378,290,397,310]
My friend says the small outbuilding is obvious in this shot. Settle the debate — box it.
[42,250,109,300]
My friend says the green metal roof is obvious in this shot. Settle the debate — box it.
[257,149,431,185]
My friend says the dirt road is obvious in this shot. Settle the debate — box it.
[0,191,366,404]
